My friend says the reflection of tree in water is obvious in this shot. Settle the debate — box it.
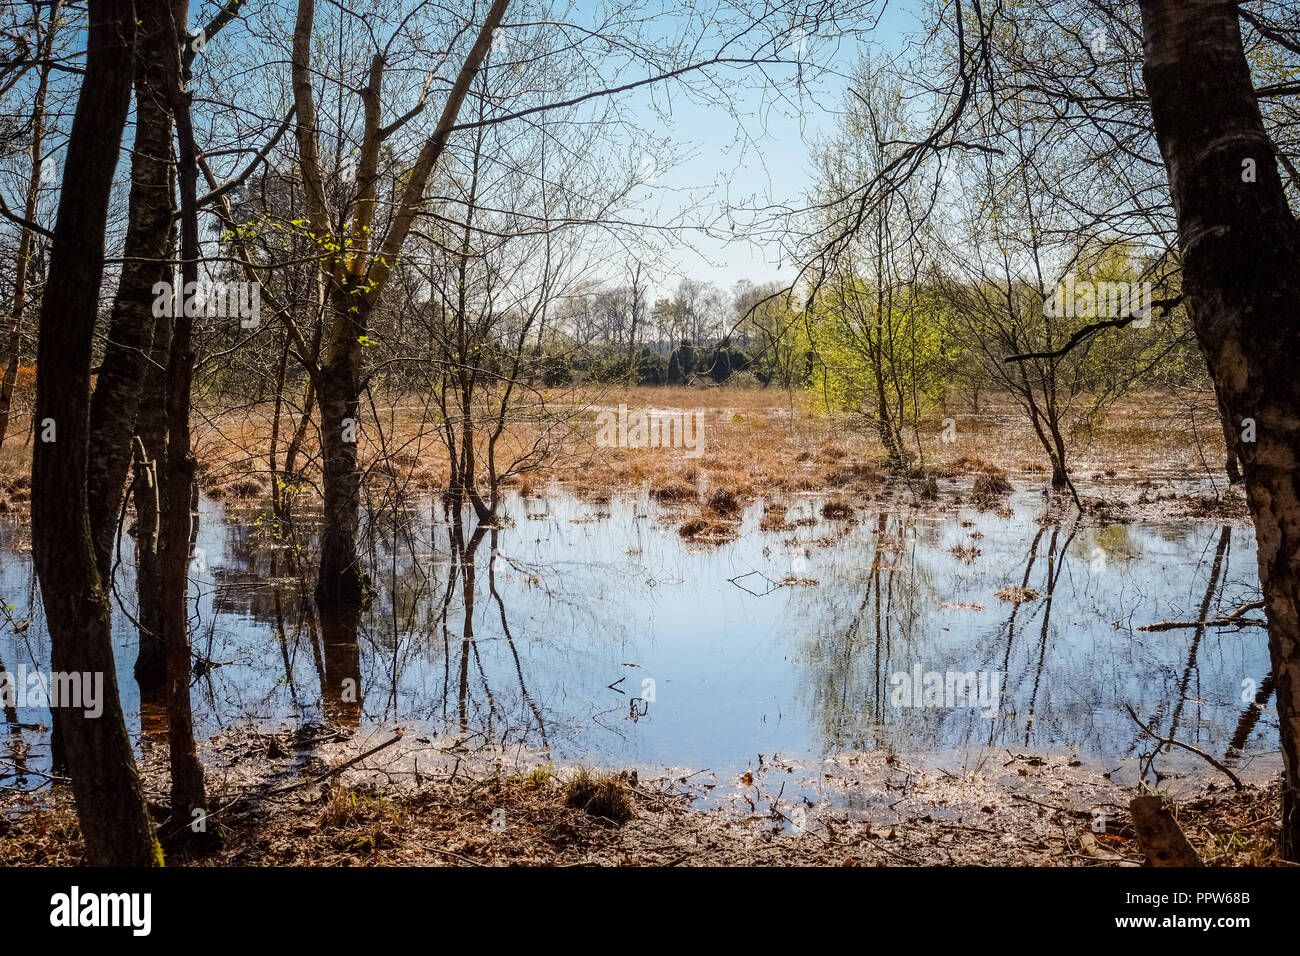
[1226,670,1274,769]
[237,497,558,747]
[0,561,37,783]
[0,642,31,781]
[187,491,633,757]
[1125,525,1273,777]
[436,517,548,748]
[486,528,548,748]
[794,512,1136,758]
[796,511,932,753]
[100,492,1275,773]
[1135,526,1230,767]
[917,517,1075,754]
[319,602,362,727]
[1017,522,1077,745]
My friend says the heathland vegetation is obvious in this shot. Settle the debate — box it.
[1,0,1297,869]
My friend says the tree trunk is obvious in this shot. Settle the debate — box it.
[133,311,171,695]
[1140,0,1300,859]
[30,0,161,867]
[1046,416,1070,491]
[871,342,904,469]
[1216,391,1243,484]
[316,339,367,609]
[87,2,178,575]
[156,0,208,838]
[0,2,59,445]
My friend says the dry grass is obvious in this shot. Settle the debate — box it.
[759,503,790,532]
[539,387,1225,504]
[820,499,855,520]
[678,517,738,543]
[650,478,697,502]
[563,768,635,825]
[704,486,742,517]
[2,765,1285,868]
[973,472,1014,498]
[0,385,1232,513]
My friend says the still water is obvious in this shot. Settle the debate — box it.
[0,488,1278,783]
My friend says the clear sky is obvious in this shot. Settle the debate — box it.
[619,1,918,300]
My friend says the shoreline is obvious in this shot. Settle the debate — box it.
[2,727,1284,866]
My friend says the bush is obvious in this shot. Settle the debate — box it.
[667,342,701,383]
[706,345,750,383]
[667,350,684,385]
[635,348,667,386]
[541,351,573,386]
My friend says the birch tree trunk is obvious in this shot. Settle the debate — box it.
[1139,0,1300,859]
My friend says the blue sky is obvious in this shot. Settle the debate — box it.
[620,1,918,298]
[146,0,919,302]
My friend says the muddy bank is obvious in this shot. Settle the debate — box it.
[1,726,1284,866]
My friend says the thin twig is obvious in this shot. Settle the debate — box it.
[1125,705,1243,790]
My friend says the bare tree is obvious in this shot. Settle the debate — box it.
[794,0,1300,860]
[0,0,59,445]
[31,0,160,867]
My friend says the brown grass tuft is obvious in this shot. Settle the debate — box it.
[651,478,697,502]
[820,499,855,520]
[973,472,1013,497]
[759,503,789,532]
[563,768,634,825]
[678,518,738,542]
[705,487,741,518]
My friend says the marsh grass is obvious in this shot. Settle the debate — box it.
[563,768,634,825]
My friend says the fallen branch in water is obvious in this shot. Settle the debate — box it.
[1125,705,1243,791]
[193,730,409,830]
[1137,600,1266,632]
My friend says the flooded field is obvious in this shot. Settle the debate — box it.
[0,482,1277,792]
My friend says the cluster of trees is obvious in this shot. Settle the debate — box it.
[783,0,1300,858]
[0,0,875,865]
[519,275,788,387]
[6,0,1300,865]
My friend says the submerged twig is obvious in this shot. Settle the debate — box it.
[1138,600,1266,632]
[1125,705,1243,790]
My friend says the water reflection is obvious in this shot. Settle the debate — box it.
[0,489,1281,786]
